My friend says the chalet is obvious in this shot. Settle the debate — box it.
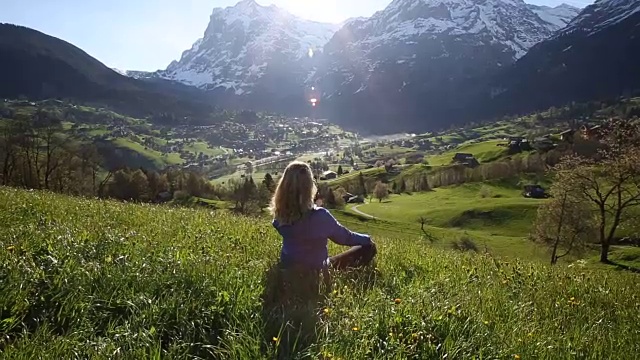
[452,153,479,168]
[522,185,548,199]
[321,170,338,180]
[580,125,603,140]
[559,129,575,143]
[342,192,355,203]
[508,136,524,144]
[507,137,532,153]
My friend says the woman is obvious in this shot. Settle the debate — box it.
[270,161,376,271]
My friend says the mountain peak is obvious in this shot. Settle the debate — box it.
[158,1,337,94]
[555,3,581,10]
[561,0,640,36]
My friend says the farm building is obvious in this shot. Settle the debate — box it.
[452,153,480,168]
[321,170,338,180]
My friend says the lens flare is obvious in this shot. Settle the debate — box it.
[308,48,314,58]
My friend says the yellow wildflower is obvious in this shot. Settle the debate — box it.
[272,337,279,342]
[323,307,331,315]
[514,355,521,360]
[352,326,359,331]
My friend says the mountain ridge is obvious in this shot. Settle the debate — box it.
[147,0,583,133]
[155,0,338,95]
[0,23,215,118]
[486,0,640,117]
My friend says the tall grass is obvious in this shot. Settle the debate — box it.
[1,187,638,359]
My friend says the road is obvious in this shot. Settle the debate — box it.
[351,204,375,219]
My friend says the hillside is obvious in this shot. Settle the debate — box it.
[156,0,337,103]
[1,188,638,358]
[0,24,214,118]
[488,0,640,117]
[0,100,357,175]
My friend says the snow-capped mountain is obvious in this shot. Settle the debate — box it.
[527,3,581,30]
[156,0,338,96]
[489,0,640,119]
[331,0,572,60]
[146,0,590,132]
[559,0,640,36]
[311,0,582,132]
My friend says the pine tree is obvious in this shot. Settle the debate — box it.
[262,173,275,192]
[358,172,367,196]
[337,165,343,176]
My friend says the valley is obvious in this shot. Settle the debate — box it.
[2,0,640,358]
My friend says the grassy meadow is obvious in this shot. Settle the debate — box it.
[426,140,508,166]
[1,187,639,359]
[342,181,640,269]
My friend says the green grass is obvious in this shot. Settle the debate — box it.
[184,142,225,157]
[111,138,183,169]
[427,140,507,166]
[344,183,549,260]
[86,126,109,137]
[599,246,640,269]
[364,145,415,158]
[1,187,638,358]
[353,183,538,236]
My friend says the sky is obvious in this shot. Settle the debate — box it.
[2,0,595,72]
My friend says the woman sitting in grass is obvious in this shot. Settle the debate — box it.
[270,161,376,271]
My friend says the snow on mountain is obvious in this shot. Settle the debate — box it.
[307,0,586,133]
[351,0,577,60]
[314,0,582,99]
[111,68,127,76]
[157,0,338,95]
[560,0,640,36]
[527,3,582,30]
[125,70,155,79]
[492,0,640,125]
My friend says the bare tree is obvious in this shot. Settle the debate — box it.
[555,119,640,263]
[373,181,389,203]
[531,183,596,264]
[418,216,437,243]
[36,115,65,190]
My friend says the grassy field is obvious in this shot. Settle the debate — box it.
[427,140,507,166]
[1,187,639,359]
[111,138,183,169]
[352,183,537,235]
[341,181,640,269]
[184,142,226,158]
[342,183,545,260]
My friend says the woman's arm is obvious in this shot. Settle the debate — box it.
[318,208,372,246]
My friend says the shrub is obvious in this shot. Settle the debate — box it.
[451,236,479,252]
[479,185,493,198]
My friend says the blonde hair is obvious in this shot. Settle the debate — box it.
[270,161,317,225]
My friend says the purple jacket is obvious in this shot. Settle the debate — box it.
[272,207,372,269]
